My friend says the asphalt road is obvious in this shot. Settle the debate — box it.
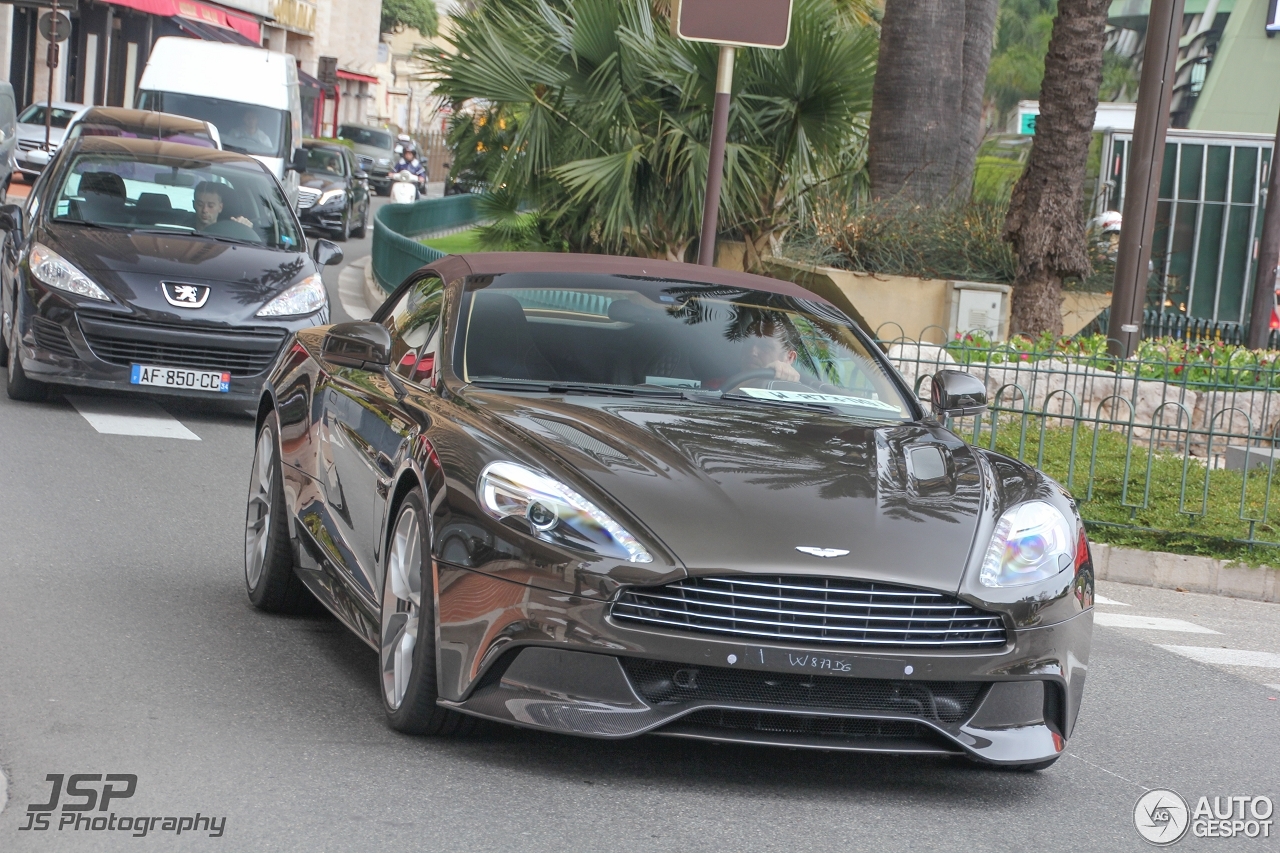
[1,214,1279,851]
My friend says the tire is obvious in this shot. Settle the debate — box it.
[5,314,44,402]
[244,411,313,613]
[375,183,390,198]
[352,202,368,239]
[380,490,476,736]
[333,208,351,242]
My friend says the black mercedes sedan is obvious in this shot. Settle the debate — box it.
[296,140,370,242]
[0,136,343,403]
[245,253,1093,769]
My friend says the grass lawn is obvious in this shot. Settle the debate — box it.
[976,421,1280,565]
[421,228,485,255]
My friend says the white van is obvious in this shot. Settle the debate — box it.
[136,38,305,200]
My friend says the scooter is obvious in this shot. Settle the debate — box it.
[389,170,424,204]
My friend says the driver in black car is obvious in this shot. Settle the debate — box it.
[193,181,256,240]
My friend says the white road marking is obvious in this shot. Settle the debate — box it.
[1157,646,1280,668]
[1266,684,1280,692]
[67,395,200,440]
[1094,595,1130,606]
[1094,613,1220,633]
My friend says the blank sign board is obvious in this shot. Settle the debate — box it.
[673,0,794,49]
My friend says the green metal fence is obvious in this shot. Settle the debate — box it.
[884,333,1280,554]
[370,194,485,293]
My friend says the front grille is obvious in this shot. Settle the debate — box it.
[622,659,983,723]
[17,139,46,152]
[296,186,321,210]
[677,709,938,741]
[612,575,1007,649]
[78,313,286,377]
[32,316,77,358]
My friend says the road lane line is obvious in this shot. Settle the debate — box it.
[1157,646,1280,668]
[1094,595,1130,606]
[67,395,200,440]
[1266,684,1280,691]
[1094,613,1220,633]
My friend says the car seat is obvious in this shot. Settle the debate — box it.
[465,294,558,381]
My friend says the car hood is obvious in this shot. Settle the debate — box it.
[300,173,344,191]
[346,143,391,161]
[17,123,67,144]
[469,392,988,593]
[40,221,315,320]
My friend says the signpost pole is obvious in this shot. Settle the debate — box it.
[44,0,59,152]
[697,45,734,267]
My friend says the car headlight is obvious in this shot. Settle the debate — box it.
[478,461,653,563]
[29,242,110,301]
[256,273,327,317]
[317,189,345,206]
[979,501,1075,588]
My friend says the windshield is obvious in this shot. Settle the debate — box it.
[138,92,287,158]
[19,105,77,128]
[458,274,913,421]
[50,152,303,250]
[338,126,392,150]
[305,147,345,176]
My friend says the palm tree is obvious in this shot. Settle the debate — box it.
[426,0,876,265]
[1002,0,1111,335]
[867,0,1000,204]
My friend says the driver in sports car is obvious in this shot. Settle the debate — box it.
[745,333,802,383]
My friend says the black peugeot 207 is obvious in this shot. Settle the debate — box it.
[0,135,343,403]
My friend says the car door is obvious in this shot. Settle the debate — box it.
[318,272,445,601]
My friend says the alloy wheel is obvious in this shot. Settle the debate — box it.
[381,505,422,711]
[244,427,275,590]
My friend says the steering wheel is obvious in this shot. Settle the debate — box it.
[720,368,777,393]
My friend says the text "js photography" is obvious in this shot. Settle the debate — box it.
[16,774,226,838]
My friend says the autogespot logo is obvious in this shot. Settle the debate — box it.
[1134,788,1275,844]
[1135,789,1191,845]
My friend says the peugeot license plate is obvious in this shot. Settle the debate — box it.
[130,364,230,393]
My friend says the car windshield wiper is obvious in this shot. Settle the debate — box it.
[469,378,688,399]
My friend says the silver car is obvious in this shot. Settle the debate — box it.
[14,101,87,181]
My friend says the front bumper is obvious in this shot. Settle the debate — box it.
[9,290,324,403]
[298,203,346,233]
[434,565,1092,764]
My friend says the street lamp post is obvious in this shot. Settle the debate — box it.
[1106,0,1187,359]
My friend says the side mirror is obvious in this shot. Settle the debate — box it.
[289,147,309,173]
[353,169,368,181]
[311,238,343,267]
[930,369,987,421]
[322,322,392,369]
[0,203,22,233]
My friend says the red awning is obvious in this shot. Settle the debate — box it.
[106,0,261,43]
[336,69,379,85]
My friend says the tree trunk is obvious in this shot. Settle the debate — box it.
[952,0,1000,196]
[1003,0,1111,337]
[868,0,998,204]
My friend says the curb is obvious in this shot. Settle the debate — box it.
[1093,543,1279,603]
[360,256,387,315]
